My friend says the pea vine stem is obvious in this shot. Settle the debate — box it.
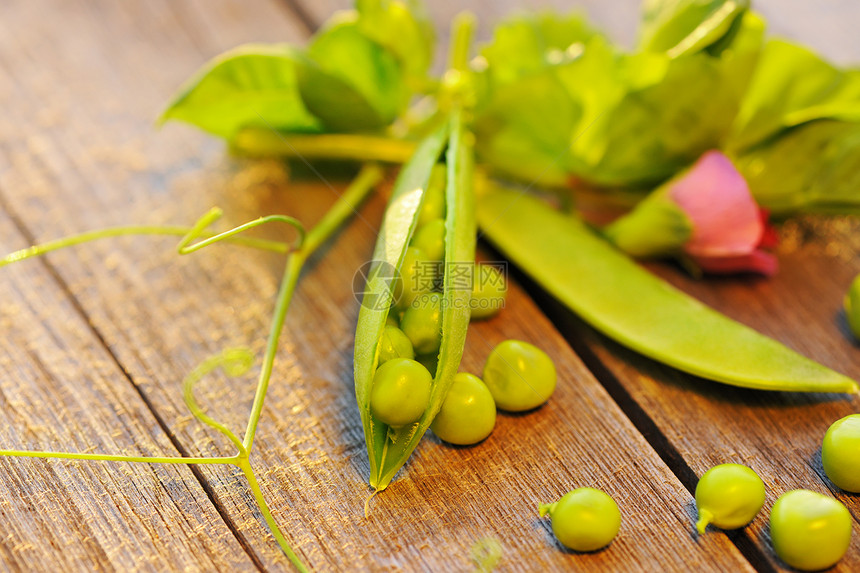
[0,162,383,571]
[242,162,383,451]
[232,130,416,164]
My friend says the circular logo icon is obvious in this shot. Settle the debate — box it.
[352,260,399,310]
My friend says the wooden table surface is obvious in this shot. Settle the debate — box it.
[0,1,857,571]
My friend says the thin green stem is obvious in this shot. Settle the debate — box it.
[178,208,305,256]
[239,458,309,573]
[449,12,477,73]
[183,348,253,456]
[242,164,382,452]
[232,130,415,164]
[0,225,289,268]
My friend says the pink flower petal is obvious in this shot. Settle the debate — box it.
[691,250,779,276]
[669,151,763,258]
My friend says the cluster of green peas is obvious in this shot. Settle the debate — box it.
[370,164,552,442]
[692,412,857,573]
[373,173,860,563]
[537,415,859,561]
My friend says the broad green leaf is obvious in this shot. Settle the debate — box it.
[307,15,407,128]
[480,11,600,88]
[295,53,387,132]
[730,40,860,152]
[476,10,763,190]
[568,11,764,188]
[640,0,750,57]
[477,185,858,394]
[355,0,434,83]
[734,120,860,215]
[473,72,582,186]
[159,44,321,138]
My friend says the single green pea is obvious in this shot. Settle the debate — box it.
[845,275,860,340]
[482,340,556,411]
[430,373,496,445]
[411,218,446,263]
[694,463,765,534]
[822,413,860,493]
[769,489,852,571]
[417,163,446,228]
[394,246,432,311]
[369,358,432,428]
[401,292,443,355]
[470,264,506,320]
[539,488,621,552]
[377,326,414,364]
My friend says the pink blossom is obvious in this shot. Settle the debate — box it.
[669,151,778,276]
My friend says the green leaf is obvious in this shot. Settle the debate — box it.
[475,10,763,190]
[473,71,582,186]
[306,14,407,129]
[477,185,858,394]
[734,120,860,215]
[355,0,435,84]
[159,44,322,139]
[568,11,764,188]
[639,0,750,57]
[480,11,600,88]
[295,53,388,132]
[730,40,860,152]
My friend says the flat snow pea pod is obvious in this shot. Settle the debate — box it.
[354,110,476,491]
[476,185,859,393]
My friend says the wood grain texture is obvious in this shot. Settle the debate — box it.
[0,0,750,571]
[298,0,860,570]
[529,236,860,572]
[0,0,856,571]
[0,204,258,570]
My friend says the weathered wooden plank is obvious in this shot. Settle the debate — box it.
[0,213,258,570]
[296,0,860,570]
[0,0,757,571]
[529,229,860,571]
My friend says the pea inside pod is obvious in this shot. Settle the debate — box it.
[354,110,476,492]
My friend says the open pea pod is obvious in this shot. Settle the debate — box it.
[355,111,476,491]
[477,185,858,394]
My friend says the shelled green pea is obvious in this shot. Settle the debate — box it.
[417,163,446,227]
[430,373,496,445]
[395,246,432,311]
[539,488,621,552]
[694,463,765,534]
[401,292,443,355]
[821,413,860,493]
[483,340,556,411]
[369,358,432,428]
[377,326,414,365]
[769,489,852,571]
[470,264,506,320]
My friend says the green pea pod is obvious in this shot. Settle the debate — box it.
[477,185,858,394]
[355,111,476,491]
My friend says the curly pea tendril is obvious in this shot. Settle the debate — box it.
[0,163,383,572]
